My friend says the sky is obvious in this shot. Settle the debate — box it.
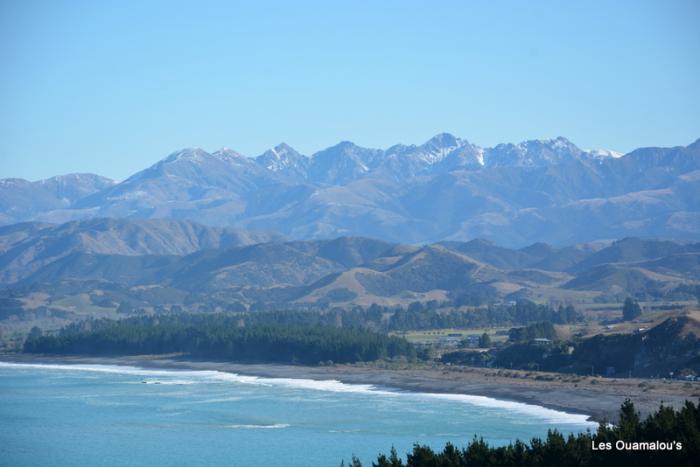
[1,0,699,181]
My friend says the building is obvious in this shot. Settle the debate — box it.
[462,335,481,348]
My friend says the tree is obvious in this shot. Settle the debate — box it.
[479,332,491,348]
[622,298,642,321]
[367,400,700,467]
[617,399,640,440]
[22,314,419,365]
[373,447,403,467]
[27,326,42,341]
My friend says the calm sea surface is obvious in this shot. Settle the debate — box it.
[0,362,596,466]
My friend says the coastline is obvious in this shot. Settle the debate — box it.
[3,353,698,423]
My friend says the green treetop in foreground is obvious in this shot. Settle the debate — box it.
[345,399,700,467]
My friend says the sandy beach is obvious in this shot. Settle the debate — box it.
[3,353,698,423]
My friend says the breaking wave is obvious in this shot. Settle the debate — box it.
[0,361,594,426]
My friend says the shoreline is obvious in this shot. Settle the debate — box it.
[3,353,698,423]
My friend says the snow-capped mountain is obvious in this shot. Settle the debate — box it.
[484,137,588,167]
[427,141,485,173]
[376,133,483,178]
[307,141,380,184]
[70,146,286,225]
[2,135,699,247]
[407,132,468,164]
[255,143,309,181]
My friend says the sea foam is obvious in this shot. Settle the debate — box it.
[225,423,290,429]
[0,361,595,426]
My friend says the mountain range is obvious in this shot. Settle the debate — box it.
[2,134,699,246]
[1,219,699,319]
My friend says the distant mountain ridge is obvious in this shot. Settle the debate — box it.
[0,218,281,284]
[1,222,698,313]
[0,174,115,225]
[2,135,699,247]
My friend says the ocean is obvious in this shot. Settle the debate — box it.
[0,362,596,466]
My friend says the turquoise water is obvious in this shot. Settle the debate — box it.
[0,362,596,466]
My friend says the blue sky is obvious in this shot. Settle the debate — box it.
[1,0,699,181]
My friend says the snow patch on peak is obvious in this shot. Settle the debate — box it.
[164,148,210,163]
[587,148,624,159]
[549,136,574,149]
[257,143,306,172]
[212,148,245,160]
[521,137,575,151]
[418,133,470,164]
[272,142,294,154]
[476,147,485,166]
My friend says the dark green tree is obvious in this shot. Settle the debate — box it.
[479,332,491,348]
[23,314,418,365]
[622,298,642,321]
[359,400,700,466]
[373,447,403,467]
[27,326,42,341]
